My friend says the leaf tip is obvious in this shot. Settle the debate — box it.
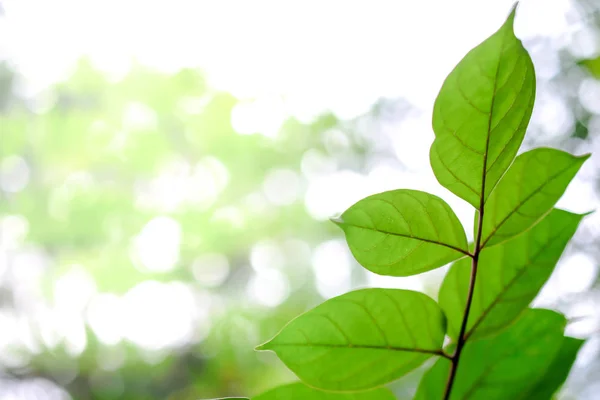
[506,2,519,24]
[329,216,344,227]
[579,152,592,162]
[582,209,596,217]
[254,341,272,352]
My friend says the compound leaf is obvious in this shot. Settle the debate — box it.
[480,148,589,247]
[256,288,447,391]
[415,309,566,400]
[430,6,535,208]
[253,383,396,400]
[440,208,584,340]
[335,189,469,277]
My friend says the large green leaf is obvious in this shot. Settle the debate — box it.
[415,309,566,400]
[440,208,584,340]
[256,289,447,391]
[517,337,584,400]
[252,383,396,400]
[334,189,469,277]
[480,148,589,247]
[430,6,535,208]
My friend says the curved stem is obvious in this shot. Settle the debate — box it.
[443,209,485,400]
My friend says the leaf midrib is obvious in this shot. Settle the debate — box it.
[266,342,445,357]
[342,222,471,256]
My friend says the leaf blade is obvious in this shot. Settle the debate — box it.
[517,336,584,400]
[481,148,588,247]
[440,208,584,340]
[256,288,447,391]
[252,383,396,400]
[336,189,469,277]
[430,6,536,208]
[415,309,566,400]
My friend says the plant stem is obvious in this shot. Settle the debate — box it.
[442,209,484,400]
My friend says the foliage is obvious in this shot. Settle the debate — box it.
[0,59,361,399]
[246,4,591,399]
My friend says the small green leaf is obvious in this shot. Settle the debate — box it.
[440,208,584,340]
[256,288,447,391]
[415,309,566,400]
[430,5,536,208]
[335,189,469,277]
[252,383,396,400]
[579,56,600,78]
[480,148,589,247]
[517,336,584,400]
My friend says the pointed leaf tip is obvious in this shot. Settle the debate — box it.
[501,2,518,31]
[429,0,535,209]
[329,216,344,226]
[255,343,269,351]
[507,2,519,22]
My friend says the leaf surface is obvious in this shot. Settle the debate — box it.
[252,383,396,400]
[430,6,535,208]
[256,289,446,391]
[480,148,588,247]
[440,208,584,340]
[415,309,566,400]
[335,189,469,276]
[517,336,584,400]
[580,56,600,78]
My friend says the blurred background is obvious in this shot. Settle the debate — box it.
[0,0,599,398]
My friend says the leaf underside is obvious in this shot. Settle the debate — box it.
[440,208,584,340]
[252,383,396,400]
[336,189,468,277]
[415,309,567,400]
[430,6,535,208]
[256,288,446,391]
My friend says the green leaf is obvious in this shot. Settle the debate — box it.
[252,383,396,400]
[517,336,584,400]
[334,189,469,277]
[579,56,600,78]
[415,309,566,400]
[440,208,584,340]
[480,148,589,247]
[430,6,535,208]
[256,288,447,391]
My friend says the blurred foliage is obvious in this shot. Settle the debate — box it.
[0,59,363,399]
